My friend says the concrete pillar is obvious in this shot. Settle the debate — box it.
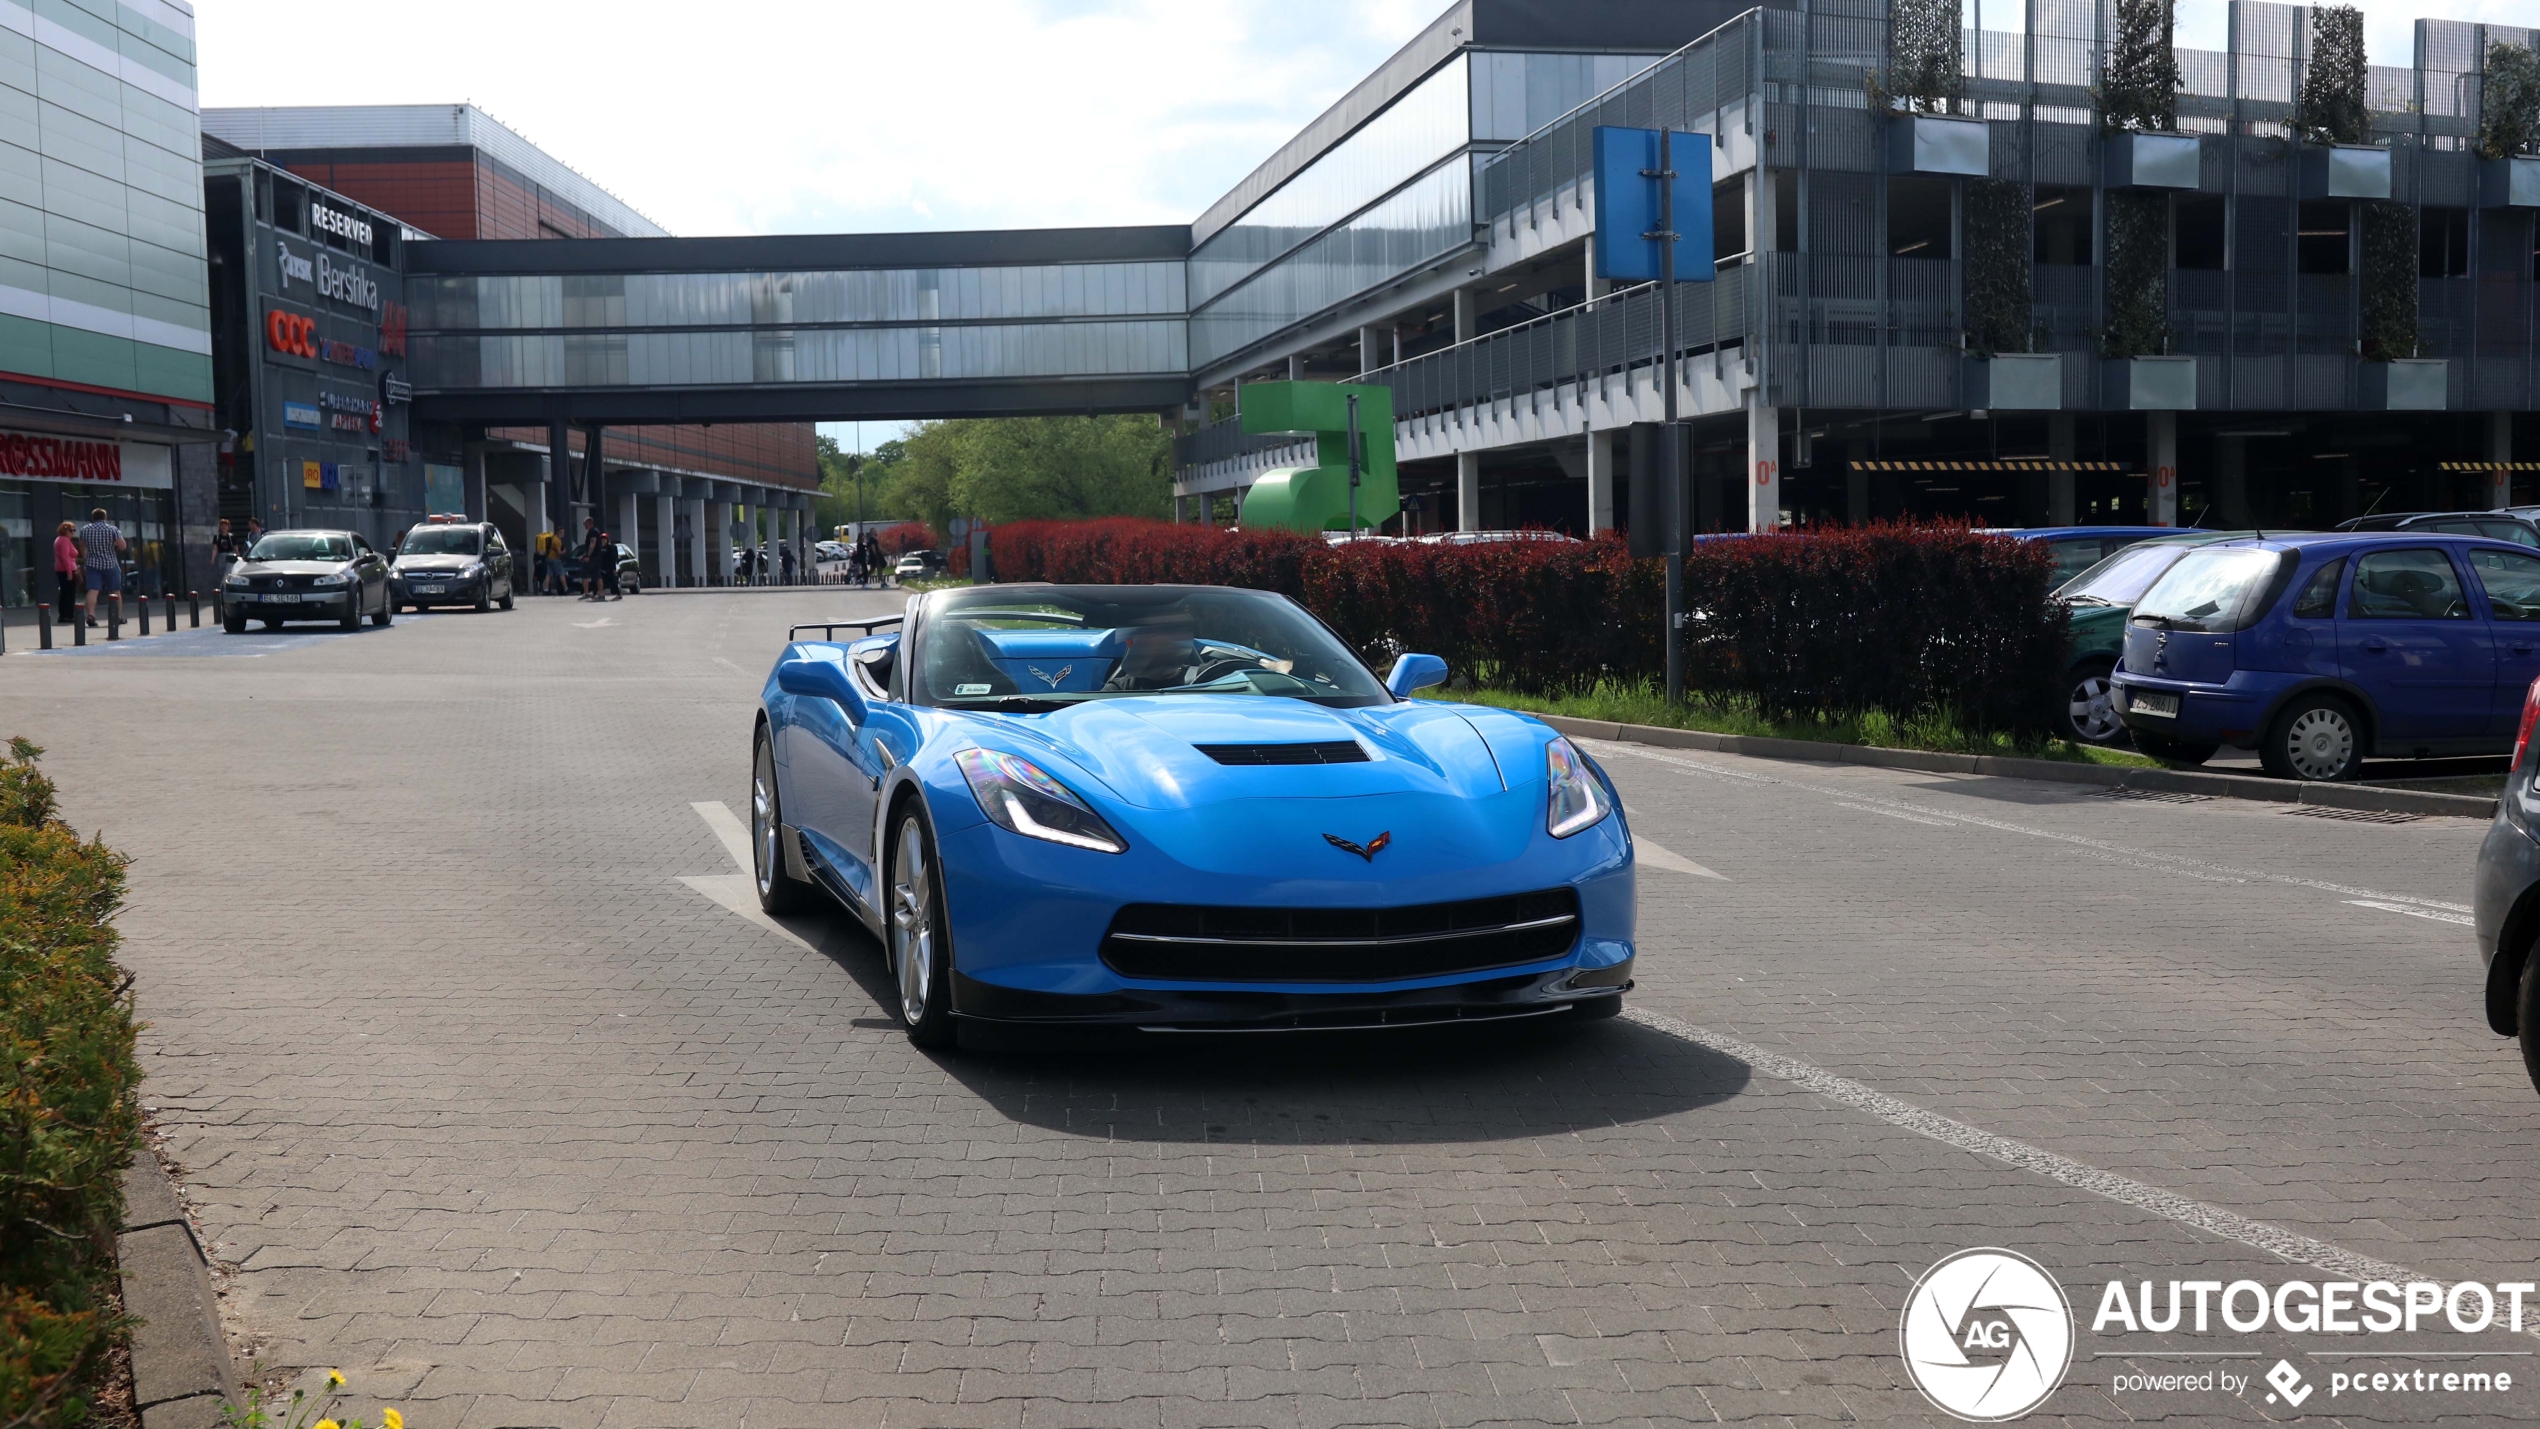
[463,442,488,522]
[544,416,571,539]
[685,497,706,588]
[1747,398,1780,533]
[656,494,675,587]
[1453,289,1478,343]
[1848,466,1870,526]
[619,489,638,573]
[1746,167,1771,267]
[1287,354,1304,381]
[2146,410,2178,527]
[737,502,755,582]
[1456,451,1481,531]
[2492,411,2515,509]
[1584,233,1610,301]
[2048,414,2077,525]
[2215,435,2249,526]
[1585,430,1616,535]
[1360,325,1383,375]
[711,503,731,586]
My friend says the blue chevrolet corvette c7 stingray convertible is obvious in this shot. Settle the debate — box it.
[750,583,1636,1048]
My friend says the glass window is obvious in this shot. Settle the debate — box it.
[2133,547,2294,632]
[2469,547,2540,621]
[0,482,28,608]
[249,532,354,562]
[918,585,1386,709]
[2478,520,2540,548]
[398,526,483,556]
[2057,542,2188,605]
[2347,548,2469,620]
[2291,556,2345,618]
[1191,159,1472,368]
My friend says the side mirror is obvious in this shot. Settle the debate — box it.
[1386,653,1450,698]
[775,656,868,722]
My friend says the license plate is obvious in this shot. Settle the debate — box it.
[413,583,447,594]
[2129,690,2180,718]
[257,593,302,604]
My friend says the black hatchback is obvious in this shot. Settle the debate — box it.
[393,519,516,612]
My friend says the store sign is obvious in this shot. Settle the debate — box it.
[382,438,411,461]
[303,460,336,491]
[267,309,317,357]
[311,201,374,248]
[0,428,172,487]
[283,401,321,430]
[320,337,378,370]
[383,373,411,403]
[380,300,408,357]
[315,251,379,311]
[275,240,312,290]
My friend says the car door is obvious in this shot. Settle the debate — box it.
[484,530,512,595]
[780,651,884,912]
[2339,545,2495,750]
[351,535,384,612]
[2467,544,2540,735]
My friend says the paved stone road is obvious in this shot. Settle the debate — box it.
[6,591,2536,1428]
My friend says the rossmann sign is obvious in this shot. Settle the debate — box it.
[0,430,172,487]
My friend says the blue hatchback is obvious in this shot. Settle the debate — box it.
[2108,532,2540,780]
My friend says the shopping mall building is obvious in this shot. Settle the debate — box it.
[9,0,2540,611]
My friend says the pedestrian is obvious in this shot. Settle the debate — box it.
[245,516,265,548]
[537,529,567,595]
[779,541,796,585]
[738,546,756,585]
[51,520,79,623]
[579,518,611,601]
[74,507,125,627]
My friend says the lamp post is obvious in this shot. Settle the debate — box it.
[1651,127,1686,704]
[1346,392,1362,539]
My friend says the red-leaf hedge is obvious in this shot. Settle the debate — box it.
[989,518,2066,734]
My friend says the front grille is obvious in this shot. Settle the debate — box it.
[260,575,322,590]
[1101,889,1579,983]
[1192,741,1370,766]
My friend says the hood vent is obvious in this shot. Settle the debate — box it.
[1193,740,1369,766]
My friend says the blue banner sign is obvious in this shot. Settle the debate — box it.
[1591,126,1716,284]
[283,401,320,430]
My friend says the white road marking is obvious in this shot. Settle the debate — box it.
[692,800,754,873]
[1837,800,1958,828]
[1634,835,1728,880]
[1588,739,2472,914]
[1622,1005,2449,1296]
[572,616,617,628]
[2346,898,2478,927]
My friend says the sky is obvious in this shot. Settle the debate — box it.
[197,0,2531,452]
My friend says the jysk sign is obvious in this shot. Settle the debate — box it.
[1590,127,1717,283]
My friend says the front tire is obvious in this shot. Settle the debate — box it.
[338,593,361,630]
[2131,731,2218,765]
[499,583,515,611]
[474,582,493,613]
[886,805,958,1049]
[2260,693,2364,782]
[371,597,393,627]
[2056,660,2125,746]
[223,610,246,634]
[751,730,821,916]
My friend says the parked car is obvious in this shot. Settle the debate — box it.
[1989,526,2180,586]
[2475,676,2540,1092]
[2109,531,2540,779]
[2050,531,2256,744]
[2336,511,2540,547]
[612,543,643,594]
[391,518,515,612]
[895,549,948,580]
[1417,530,1584,546]
[222,529,394,632]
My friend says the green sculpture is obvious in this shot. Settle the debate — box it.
[1233,381,1400,532]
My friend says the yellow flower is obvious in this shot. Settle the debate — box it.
[326,1370,346,1389]
[383,1410,404,1429]
[315,1420,340,1429]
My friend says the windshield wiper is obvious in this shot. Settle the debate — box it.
[2064,594,2118,607]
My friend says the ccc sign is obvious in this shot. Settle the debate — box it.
[265,309,317,358]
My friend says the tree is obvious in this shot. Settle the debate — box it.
[1963,179,2033,358]
[865,415,1173,535]
[1883,0,1964,114]
[2479,39,2540,161]
[2097,0,2180,132]
[2297,5,2368,148]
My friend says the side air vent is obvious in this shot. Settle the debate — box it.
[1192,741,1370,766]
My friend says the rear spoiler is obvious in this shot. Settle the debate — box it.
[788,614,905,643]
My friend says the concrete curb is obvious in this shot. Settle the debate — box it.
[118,1155,236,1429]
[1531,713,2501,821]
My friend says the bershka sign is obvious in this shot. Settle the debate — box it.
[311,201,373,248]
[0,429,173,487]
[315,250,379,311]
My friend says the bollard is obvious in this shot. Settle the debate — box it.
[72,606,85,646]
[36,604,51,651]
[188,591,200,628]
[138,594,149,636]
[107,595,119,641]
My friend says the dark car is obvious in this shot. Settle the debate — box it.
[2476,677,2540,1093]
[221,529,394,632]
[2335,511,2540,547]
[894,549,946,580]
[2050,531,2257,745]
[1989,526,2182,586]
[2109,531,2540,779]
[392,518,515,612]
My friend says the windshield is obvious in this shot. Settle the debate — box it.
[2057,544,2195,605]
[248,533,352,562]
[917,585,1388,710]
[399,527,481,556]
[2131,548,2293,633]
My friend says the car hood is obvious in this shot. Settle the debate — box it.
[951,695,1546,811]
[394,555,479,572]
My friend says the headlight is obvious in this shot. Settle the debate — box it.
[311,572,351,587]
[953,748,1127,854]
[222,573,250,588]
[1545,737,1611,838]
[462,561,485,578]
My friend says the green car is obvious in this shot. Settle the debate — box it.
[2053,531,2258,745]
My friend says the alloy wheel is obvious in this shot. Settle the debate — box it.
[752,742,779,897]
[2283,706,2356,781]
[2067,674,2122,743]
[891,820,934,1026]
